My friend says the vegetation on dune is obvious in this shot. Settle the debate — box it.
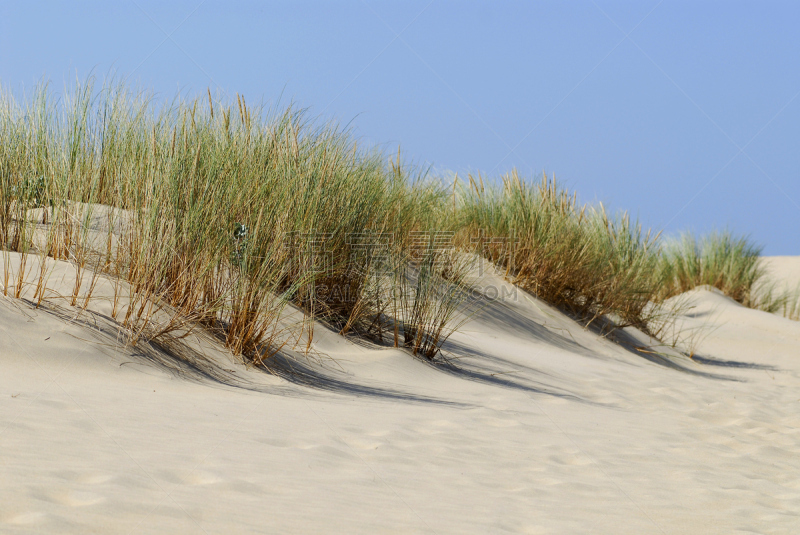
[0,76,796,371]
[454,171,667,334]
[0,78,468,362]
[657,231,765,306]
[656,231,797,317]
[453,175,798,331]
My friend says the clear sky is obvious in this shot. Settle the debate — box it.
[1,1,797,254]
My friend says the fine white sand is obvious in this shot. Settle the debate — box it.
[761,255,800,292]
[1,257,799,534]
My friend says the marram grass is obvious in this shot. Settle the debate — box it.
[0,77,466,361]
[1,77,796,370]
[657,231,764,306]
[655,230,796,314]
[454,171,667,335]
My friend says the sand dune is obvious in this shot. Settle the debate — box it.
[1,258,799,534]
[762,256,800,292]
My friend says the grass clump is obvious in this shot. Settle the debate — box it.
[398,239,475,359]
[657,231,765,306]
[455,170,665,334]
[0,77,469,362]
[657,230,800,320]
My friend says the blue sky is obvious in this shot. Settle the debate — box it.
[1,1,797,253]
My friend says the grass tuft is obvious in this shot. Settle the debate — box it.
[0,77,468,362]
[657,231,765,306]
[455,171,665,335]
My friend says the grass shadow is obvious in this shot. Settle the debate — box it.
[595,322,741,381]
[690,354,779,371]
[434,336,601,405]
[20,298,462,405]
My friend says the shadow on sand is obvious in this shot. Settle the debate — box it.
[690,355,779,371]
[582,315,742,381]
[435,337,599,405]
[24,299,464,405]
[460,285,748,382]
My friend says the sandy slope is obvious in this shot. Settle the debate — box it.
[762,256,800,291]
[1,258,799,534]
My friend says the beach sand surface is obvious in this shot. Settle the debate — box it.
[1,256,799,534]
[762,255,800,291]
